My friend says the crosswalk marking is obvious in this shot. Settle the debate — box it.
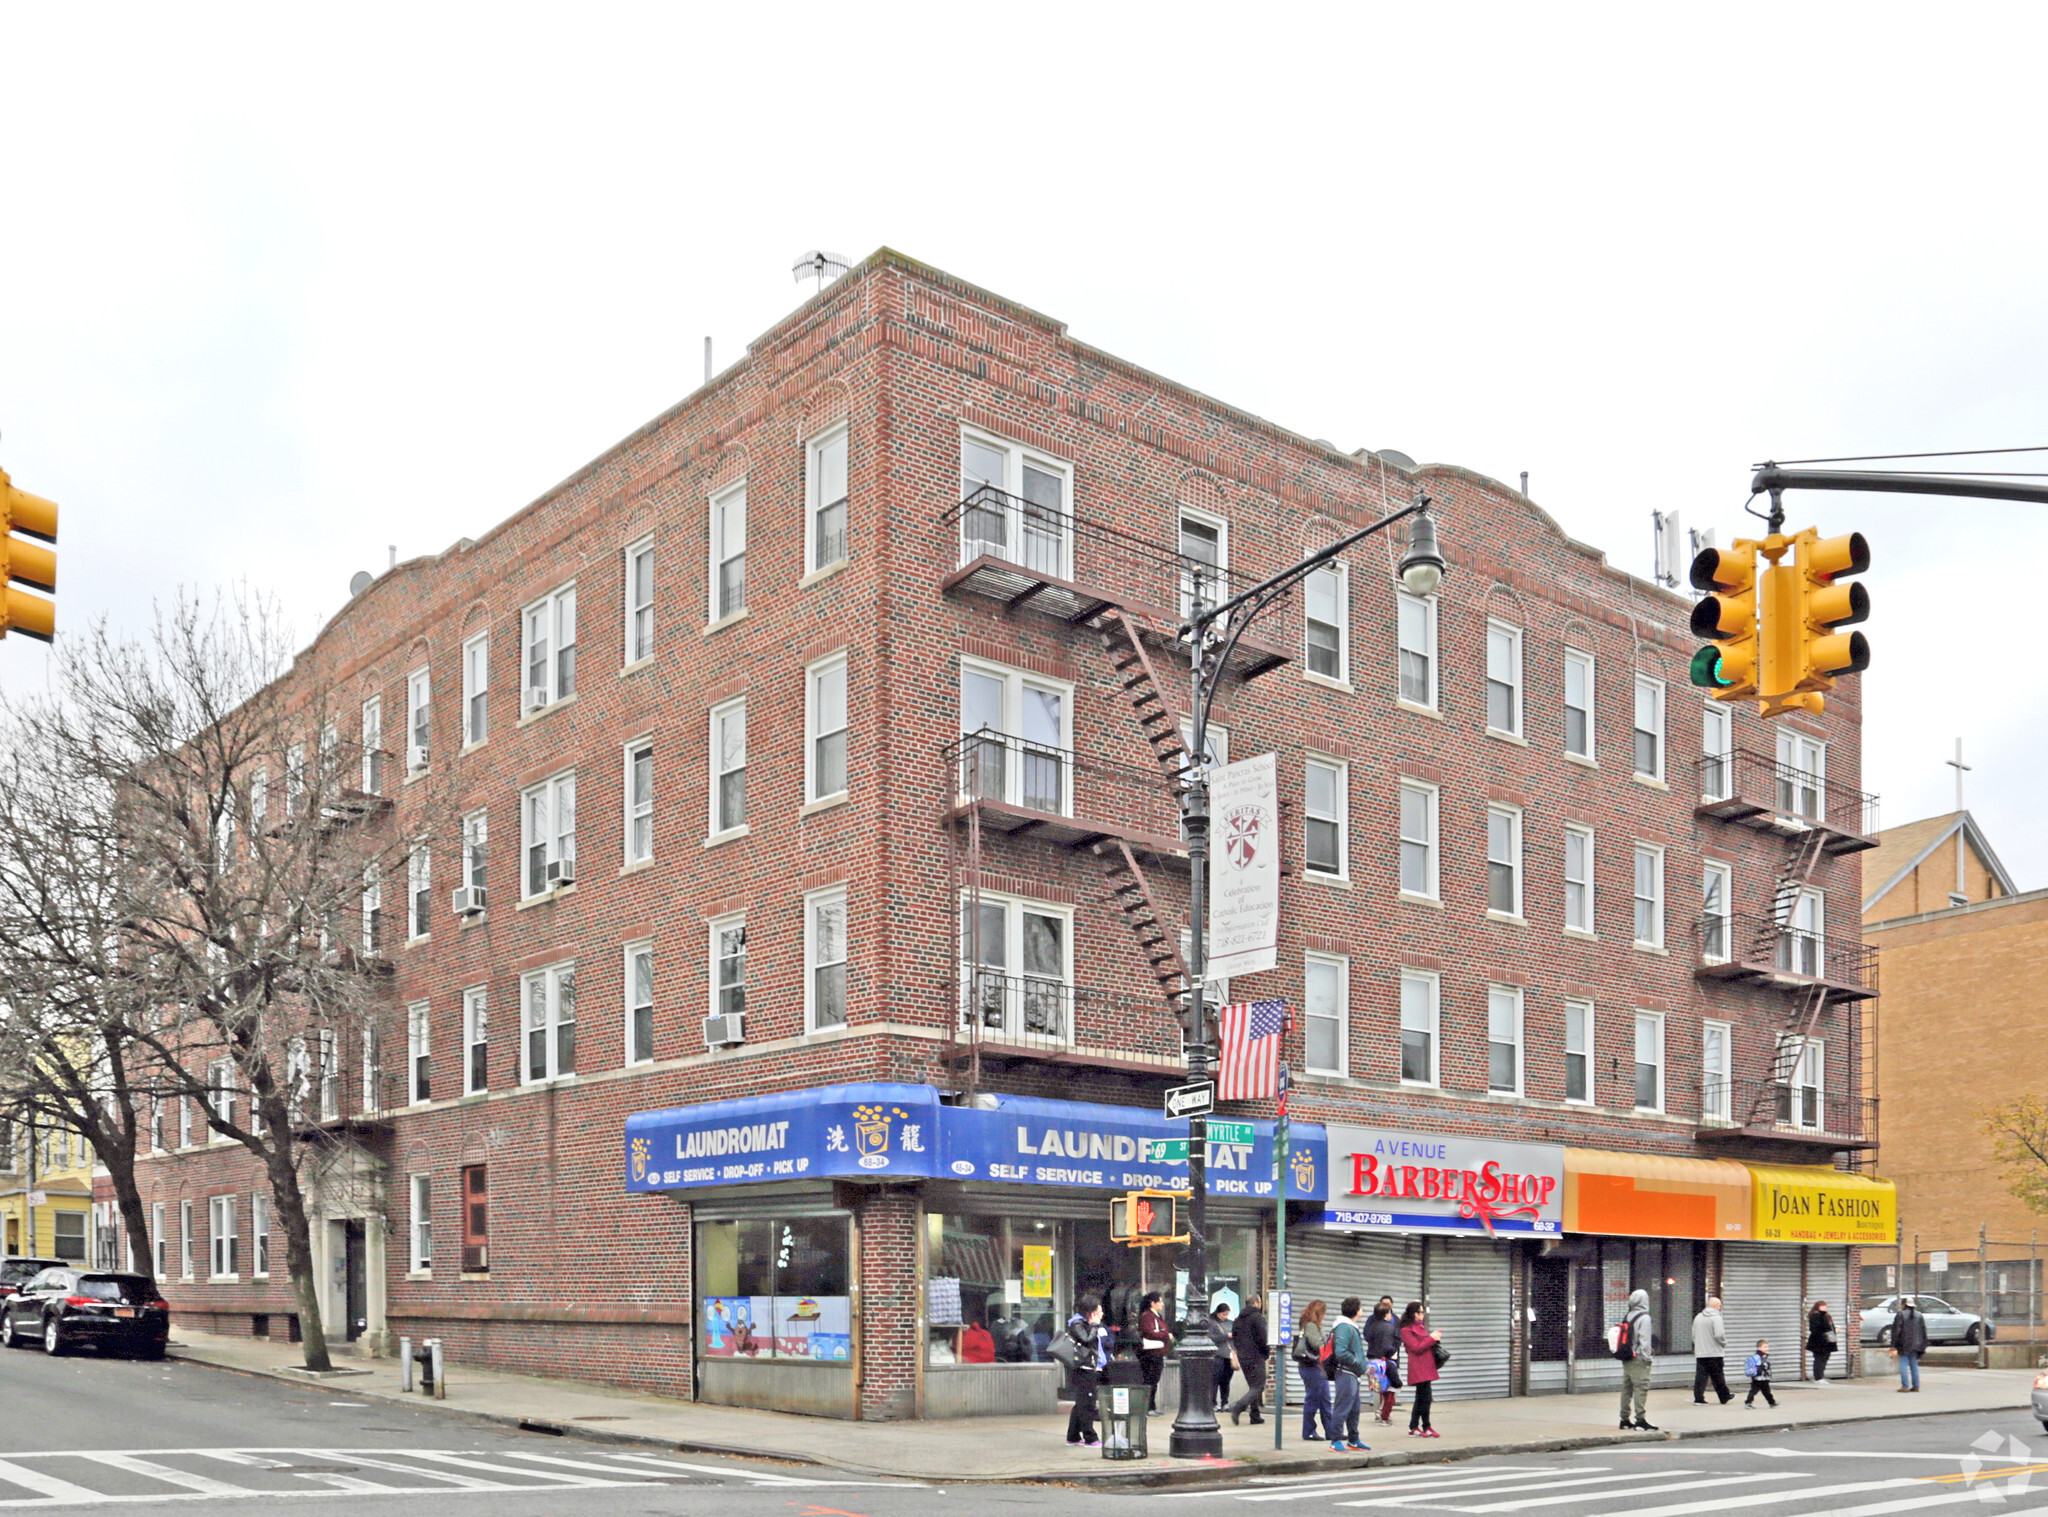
[399,1450,644,1486]
[1439,1473,1818,1513]
[599,1451,902,1488]
[1239,1469,1605,1503]
[1548,1476,1930,1517]
[502,1450,695,1479]
[295,1450,519,1491]
[72,1453,250,1497]
[1836,1488,2046,1517]
[0,1457,103,1503]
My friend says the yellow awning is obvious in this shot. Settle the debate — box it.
[1564,1148,1752,1240]
[1747,1163,1896,1246]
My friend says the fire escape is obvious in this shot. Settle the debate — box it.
[939,485,1292,1096]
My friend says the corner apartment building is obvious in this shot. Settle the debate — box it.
[132,249,1890,1418]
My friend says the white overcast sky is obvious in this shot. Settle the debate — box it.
[3,4,2044,889]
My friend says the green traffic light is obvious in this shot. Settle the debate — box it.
[1689,646,1729,689]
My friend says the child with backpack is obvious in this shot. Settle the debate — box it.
[1744,1339,1776,1408]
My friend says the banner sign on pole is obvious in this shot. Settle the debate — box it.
[1208,754,1280,980]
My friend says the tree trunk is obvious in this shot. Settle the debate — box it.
[266,1148,332,1373]
[97,1132,154,1276]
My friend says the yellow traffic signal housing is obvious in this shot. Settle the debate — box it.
[1110,1190,1186,1247]
[0,468,58,643]
[1754,527,1869,718]
[1688,539,1760,699]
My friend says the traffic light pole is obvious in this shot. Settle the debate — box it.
[1752,464,2048,507]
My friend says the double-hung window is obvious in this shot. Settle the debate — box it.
[1564,648,1594,759]
[1177,510,1228,616]
[463,632,489,746]
[1701,702,1732,800]
[407,668,430,773]
[318,1030,339,1121]
[1304,563,1348,681]
[522,770,576,897]
[1564,999,1593,1104]
[806,889,848,1032]
[179,1200,194,1280]
[1780,887,1824,977]
[624,537,655,665]
[409,1174,432,1273]
[1702,1019,1732,1123]
[1399,970,1438,1085]
[1487,805,1522,916]
[1485,621,1523,735]
[959,660,1070,815]
[959,432,1070,577]
[710,698,746,835]
[712,918,747,1021]
[286,743,305,815]
[463,986,488,1095]
[208,1195,236,1278]
[1633,675,1665,780]
[1776,730,1826,822]
[151,1202,166,1278]
[251,1193,270,1277]
[1564,826,1595,934]
[625,942,654,1065]
[1398,781,1438,898]
[362,1027,380,1113]
[1632,844,1665,948]
[710,483,747,620]
[1701,859,1733,963]
[1634,1011,1665,1112]
[407,1002,431,1104]
[808,425,849,572]
[1305,759,1347,878]
[1304,954,1347,1075]
[360,696,384,793]
[959,892,1072,1043]
[523,583,577,711]
[1487,984,1523,1095]
[1776,1035,1823,1129]
[361,869,383,954]
[1397,592,1436,706]
[625,741,654,864]
[460,810,487,908]
[807,655,849,802]
[521,961,576,1083]
[408,844,431,940]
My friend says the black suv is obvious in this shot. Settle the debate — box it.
[0,1258,66,1300]
[1,1269,168,1358]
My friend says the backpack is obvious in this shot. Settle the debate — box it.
[1319,1332,1335,1367]
[1744,1352,1765,1379]
[1609,1317,1637,1361]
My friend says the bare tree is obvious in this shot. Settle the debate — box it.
[1984,1095,2048,1217]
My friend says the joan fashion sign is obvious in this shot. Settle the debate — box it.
[1208,753,1280,980]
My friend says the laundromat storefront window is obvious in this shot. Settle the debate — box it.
[697,1216,851,1362]
[927,1213,1060,1363]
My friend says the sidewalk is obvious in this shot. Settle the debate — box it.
[164,1330,2042,1486]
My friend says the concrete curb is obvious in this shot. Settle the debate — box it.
[163,1349,2028,1488]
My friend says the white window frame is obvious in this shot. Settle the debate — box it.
[209,1194,237,1279]
[958,657,1074,816]
[521,960,577,1084]
[1633,675,1666,781]
[461,809,487,906]
[624,535,655,666]
[1303,952,1349,1077]
[1633,843,1665,949]
[285,743,305,815]
[462,632,489,747]
[409,1173,432,1274]
[1634,1010,1666,1113]
[179,1095,192,1149]
[1304,757,1348,880]
[521,769,577,899]
[1180,718,1230,771]
[805,887,849,1034]
[1396,591,1437,708]
[1701,859,1734,964]
[1177,505,1230,619]
[251,1192,270,1278]
[1485,620,1524,737]
[1776,729,1827,822]
[406,667,431,774]
[958,890,1076,1045]
[710,916,747,1023]
[1701,701,1732,801]
[408,843,431,941]
[209,1059,235,1135]
[361,868,382,953]
[709,697,747,838]
[958,427,1073,578]
[1486,984,1524,1097]
[1399,968,1440,1087]
[625,940,655,1066]
[709,481,747,622]
[463,985,488,1096]
[1779,1035,1825,1130]
[1486,804,1523,918]
[1564,825,1595,935]
[1303,561,1350,685]
[1564,647,1594,760]
[624,739,654,865]
[1564,999,1594,1106]
[522,582,578,712]
[1398,780,1439,900]
[151,1202,166,1279]
[806,653,850,804]
[361,1026,380,1113]
[360,695,383,794]
[1782,886,1825,977]
[1702,1018,1732,1124]
[807,423,850,574]
[179,1199,194,1281]
[407,1001,431,1105]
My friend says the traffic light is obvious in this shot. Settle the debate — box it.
[0,468,57,643]
[1110,1190,1185,1246]
[1770,528,1869,717]
[1688,539,1760,700]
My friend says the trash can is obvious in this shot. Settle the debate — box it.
[1101,1383,1150,1459]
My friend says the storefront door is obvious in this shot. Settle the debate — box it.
[1424,1236,1513,1401]
[1719,1242,1803,1379]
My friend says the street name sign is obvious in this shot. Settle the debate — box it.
[1206,1120,1254,1145]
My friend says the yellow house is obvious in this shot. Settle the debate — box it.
[0,1119,95,1263]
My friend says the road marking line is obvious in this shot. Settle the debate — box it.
[1240,1468,1561,1488]
[1836,1489,2048,1516]
[1334,1470,1717,1508]
[301,1451,511,1490]
[1443,1473,1819,1513]
[1533,1477,1930,1517]
[501,1451,695,1480]
[599,1453,916,1488]
[1231,1469,1609,1503]
[72,1453,249,1496]
[0,1458,105,1502]
[193,1454,294,1469]
[293,1473,397,1493]
[399,1450,638,1486]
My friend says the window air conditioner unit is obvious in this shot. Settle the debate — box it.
[546,858,576,888]
[450,886,486,917]
[408,744,429,771]
[461,1244,488,1272]
[703,1012,745,1049]
[527,687,550,712]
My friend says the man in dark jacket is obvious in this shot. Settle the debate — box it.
[1228,1293,1270,1425]
[1890,1296,1929,1392]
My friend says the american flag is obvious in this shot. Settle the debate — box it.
[1216,999,1287,1100]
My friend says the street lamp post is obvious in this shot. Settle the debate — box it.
[1168,490,1446,1459]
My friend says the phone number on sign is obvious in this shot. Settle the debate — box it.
[1329,1210,1395,1226]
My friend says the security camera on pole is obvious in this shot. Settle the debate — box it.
[1170,491,1446,1459]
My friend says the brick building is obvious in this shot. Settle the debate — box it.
[132,248,1891,1417]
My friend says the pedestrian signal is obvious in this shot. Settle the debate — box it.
[1111,1191,1185,1246]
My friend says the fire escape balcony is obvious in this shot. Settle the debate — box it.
[1694,914,1878,1003]
[939,485,1292,680]
[943,969,1189,1078]
[1695,750,1878,855]
[943,730,1187,862]
[1696,1074,1877,1153]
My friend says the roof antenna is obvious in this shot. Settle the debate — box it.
[793,250,851,295]
[1520,471,1529,496]
[388,545,397,570]
[704,336,713,386]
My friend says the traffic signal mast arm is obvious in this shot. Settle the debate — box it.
[1753,464,2048,506]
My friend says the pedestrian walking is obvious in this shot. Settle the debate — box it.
[1890,1295,1929,1392]
[1365,1299,1403,1424]
[1398,1302,1442,1438]
[1136,1291,1170,1417]
[1807,1300,1837,1385]
[1292,1299,1339,1442]
[1059,1295,1111,1447]
[1228,1292,1270,1425]
[1613,1286,1657,1431]
[1327,1296,1370,1452]
[1743,1339,1776,1408]
[1208,1302,1236,1410]
[1691,1295,1733,1404]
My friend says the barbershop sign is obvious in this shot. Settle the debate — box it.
[1321,1123,1564,1237]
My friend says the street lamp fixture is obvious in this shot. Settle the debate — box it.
[1398,507,1445,596]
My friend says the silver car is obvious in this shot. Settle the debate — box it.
[1859,1294,1996,1346]
[2033,1371,2048,1432]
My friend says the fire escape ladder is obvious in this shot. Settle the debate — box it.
[1747,982,1831,1128]
[1096,609,1192,784]
[1095,837,1190,1008]
[1749,825,1830,960]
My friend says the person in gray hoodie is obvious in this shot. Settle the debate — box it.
[1617,1287,1657,1431]
[1691,1295,1733,1405]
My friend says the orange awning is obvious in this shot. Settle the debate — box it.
[1564,1148,1752,1241]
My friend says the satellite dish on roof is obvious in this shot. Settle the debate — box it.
[348,571,373,597]
[793,250,852,293]
[1374,449,1417,471]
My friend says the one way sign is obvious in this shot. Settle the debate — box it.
[1163,1081,1215,1120]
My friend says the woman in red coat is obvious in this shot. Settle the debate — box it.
[1398,1301,1442,1438]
